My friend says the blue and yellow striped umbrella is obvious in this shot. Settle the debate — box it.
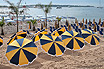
[7,35,25,45]
[5,38,38,66]
[51,27,66,36]
[40,35,65,56]
[32,29,48,42]
[10,30,27,38]
[62,31,84,50]
[81,29,100,45]
[0,36,3,47]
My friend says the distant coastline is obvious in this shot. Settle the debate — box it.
[0,4,94,8]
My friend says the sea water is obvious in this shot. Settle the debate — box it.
[28,7,104,22]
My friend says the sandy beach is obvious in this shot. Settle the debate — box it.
[0,33,104,69]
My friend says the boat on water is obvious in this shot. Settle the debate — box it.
[97,0,103,9]
[97,7,103,9]
[56,6,62,9]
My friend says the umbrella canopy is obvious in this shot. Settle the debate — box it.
[32,29,48,42]
[0,36,3,47]
[10,30,29,38]
[81,29,100,45]
[5,38,38,66]
[8,32,27,45]
[40,35,65,56]
[62,31,85,50]
[51,27,65,36]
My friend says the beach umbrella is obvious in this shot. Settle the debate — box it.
[40,35,65,56]
[5,38,38,66]
[32,29,48,42]
[8,32,27,45]
[81,29,100,45]
[62,30,84,50]
[10,31,27,38]
[0,36,3,47]
[51,27,65,36]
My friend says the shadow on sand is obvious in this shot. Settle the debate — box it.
[38,52,64,62]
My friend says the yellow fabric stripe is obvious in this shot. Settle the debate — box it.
[42,42,53,52]
[73,31,78,36]
[35,35,40,42]
[75,37,84,43]
[23,47,38,55]
[52,36,57,41]
[16,36,24,39]
[9,40,20,47]
[8,37,15,45]
[41,35,53,41]
[62,31,72,36]
[55,41,65,47]
[19,49,29,65]
[93,36,99,45]
[55,32,59,36]
[22,38,32,47]
[62,38,72,46]
[73,39,80,50]
[82,30,91,34]
[0,38,3,43]
[85,35,92,43]
[5,49,19,61]
[54,43,62,56]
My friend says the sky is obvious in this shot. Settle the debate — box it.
[1,0,104,7]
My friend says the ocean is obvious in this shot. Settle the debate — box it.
[0,7,104,22]
[28,7,104,22]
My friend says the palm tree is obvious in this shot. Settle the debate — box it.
[4,0,23,32]
[56,17,62,28]
[0,17,5,35]
[30,19,37,31]
[36,2,52,29]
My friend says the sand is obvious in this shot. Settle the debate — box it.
[0,33,104,69]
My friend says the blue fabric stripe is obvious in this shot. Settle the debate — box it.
[6,46,19,53]
[16,39,24,47]
[55,37,62,42]
[0,42,3,46]
[40,39,53,45]
[22,49,36,62]
[82,34,91,39]
[94,35,100,42]
[75,38,84,48]
[56,43,65,53]
[91,36,96,45]
[62,35,72,40]
[10,49,20,65]
[66,39,73,49]
[48,43,56,55]
[23,42,37,48]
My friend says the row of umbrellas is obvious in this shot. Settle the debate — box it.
[0,22,100,66]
